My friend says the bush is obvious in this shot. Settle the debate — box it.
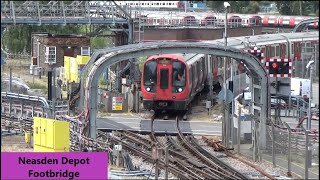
[27,82,47,89]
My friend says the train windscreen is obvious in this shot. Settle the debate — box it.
[172,61,186,87]
[143,60,157,86]
[160,69,169,89]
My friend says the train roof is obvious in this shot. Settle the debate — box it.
[203,31,319,48]
[147,53,204,66]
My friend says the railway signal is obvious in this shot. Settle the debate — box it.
[243,48,264,64]
[266,58,292,77]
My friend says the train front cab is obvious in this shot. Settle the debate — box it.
[142,57,189,111]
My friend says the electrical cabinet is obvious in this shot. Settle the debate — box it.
[33,117,70,152]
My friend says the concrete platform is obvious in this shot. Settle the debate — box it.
[97,113,223,136]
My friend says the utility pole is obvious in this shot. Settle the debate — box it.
[306,60,314,130]
[9,67,12,115]
[223,2,230,147]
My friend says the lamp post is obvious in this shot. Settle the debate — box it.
[306,60,314,130]
[223,1,230,147]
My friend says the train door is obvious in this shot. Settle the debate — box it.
[289,17,296,27]
[280,43,286,58]
[279,17,284,27]
[265,45,272,59]
[263,16,269,26]
[293,42,301,59]
[157,61,172,100]
[160,18,164,26]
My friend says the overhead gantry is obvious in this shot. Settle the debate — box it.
[78,42,270,157]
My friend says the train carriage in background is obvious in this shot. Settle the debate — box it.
[241,15,262,27]
[179,14,198,26]
[198,14,217,26]
[215,15,242,27]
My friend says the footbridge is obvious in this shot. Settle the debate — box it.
[1,1,131,25]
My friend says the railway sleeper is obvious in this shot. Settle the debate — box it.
[190,137,246,179]
[166,136,183,151]
[121,134,151,149]
[177,136,230,178]
[176,121,238,179]
[112,135,194,179]
[168,149,188,160]
[172,158,205,180]
[123,130,153,144]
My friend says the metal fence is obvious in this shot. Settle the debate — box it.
[235,112,319,179]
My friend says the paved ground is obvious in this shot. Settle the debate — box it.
[97,116,223,135]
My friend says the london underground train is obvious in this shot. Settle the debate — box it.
[141,31,319,114]
[142,54,207,111]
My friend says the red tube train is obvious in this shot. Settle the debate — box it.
[141,54,208,111]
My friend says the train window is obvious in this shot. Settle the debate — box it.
[172,62,186,87]
[143,60,157,86]
[261,47,266,55]
[163,3,165,5]
[275,46,280,57]
[271,46,275,57]
[142,3,144,5]
[169,3,171,5]
[160,69,169,89]
[159,58,171,64]
[156,3,159,5]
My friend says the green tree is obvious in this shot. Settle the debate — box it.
[2,25,88,54]
[246,1,260,14]
[275,1,312,16]
[207,1,224,12]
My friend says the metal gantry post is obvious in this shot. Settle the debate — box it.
[270,119,276,167]
[223,5,229,147]
[52,67,56,119]
[307,63,313,130]
[9,67,12,115]
[237,106,241,154]
[302,127,309,179]
[283,122,292,176]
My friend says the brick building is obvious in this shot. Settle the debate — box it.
[31,33,90,73]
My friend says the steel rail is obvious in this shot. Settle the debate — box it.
[110,135,193,180]
[176,115,249,179]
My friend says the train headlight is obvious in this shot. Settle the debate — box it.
[178,88,183,92]
[146,87,151,92]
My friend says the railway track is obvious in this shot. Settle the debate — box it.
[109,131,195,179]
[175,115,249,179]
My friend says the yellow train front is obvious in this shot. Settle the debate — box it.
[141,53,208,111]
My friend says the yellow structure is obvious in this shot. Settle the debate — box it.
[25,132,31,143]
[63,55,90,83]
[33,117,70,152]
[76,55,90,65]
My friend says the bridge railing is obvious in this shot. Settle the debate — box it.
[1,1,131,25]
